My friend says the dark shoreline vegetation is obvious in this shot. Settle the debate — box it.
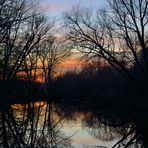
[1,0,148,147]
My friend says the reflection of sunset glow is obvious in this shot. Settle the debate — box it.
[10,102,117,147]
[11,102,46,109]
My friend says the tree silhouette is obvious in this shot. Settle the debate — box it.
[63,0,148,147]
[0,0,53,80]
[64,0,148,80]
[38,36,71,94]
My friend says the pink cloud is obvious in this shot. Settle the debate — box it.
[40,2,69,11]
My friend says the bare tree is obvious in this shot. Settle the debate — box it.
[38,36,71,92]
[63,0,148,81]
[0,0,54,80]
[22,48,40,82]
[63,0,148,147]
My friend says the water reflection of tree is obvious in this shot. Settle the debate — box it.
[81,112,142,148]
[55,101,144,147]
[82,117,120,142]
[0,102,73,148]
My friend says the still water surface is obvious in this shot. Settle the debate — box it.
[62,118,118,147]
[0,101,121,147]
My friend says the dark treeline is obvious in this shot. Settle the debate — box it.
[53,62,120,100]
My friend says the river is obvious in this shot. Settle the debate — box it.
[0,100,141,148]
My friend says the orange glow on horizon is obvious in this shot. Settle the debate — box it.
[17,57,82,83]
[58,57,82,69]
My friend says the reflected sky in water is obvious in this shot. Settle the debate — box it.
[7,101,119,148]
[62,121,118,148]
[0,100,141,148]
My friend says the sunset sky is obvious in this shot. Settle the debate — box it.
[40,0,107,70]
